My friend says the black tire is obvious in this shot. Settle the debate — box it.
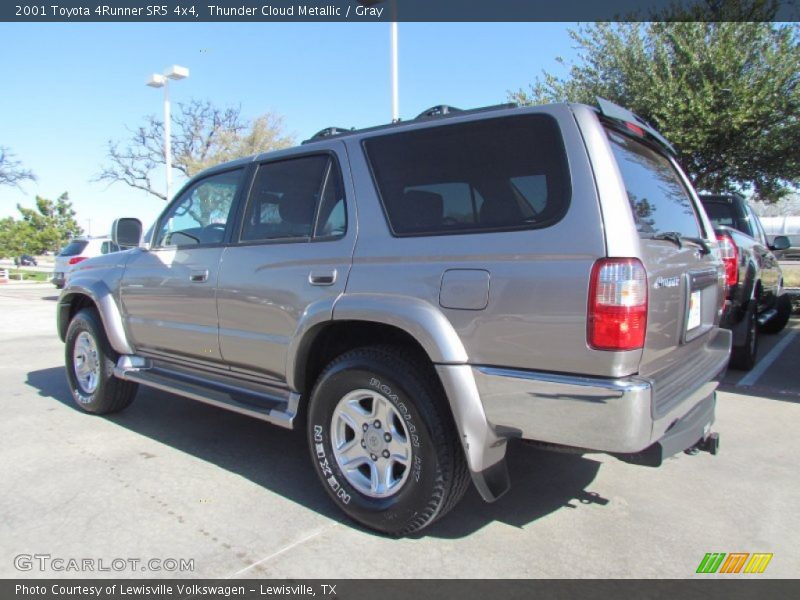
[307,345,470,536]
[761,294,792,334]
[65,308,138,414]
[730,303,759,371]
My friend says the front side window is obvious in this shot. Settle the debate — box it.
[155,169,243,248]
[364,114,571,236]
[607,130,701,238]
[240,155,345,242]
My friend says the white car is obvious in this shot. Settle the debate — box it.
[52,237,120,289]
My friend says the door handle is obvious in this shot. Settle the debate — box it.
[190,270,209,283]
[308,270,337,286]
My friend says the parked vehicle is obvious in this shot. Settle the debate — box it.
[14,254,38,267]
[52,237,121,289]
[699,193,792,370]
[57,99,730,536]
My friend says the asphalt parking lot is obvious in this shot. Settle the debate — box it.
[1,284,798,579]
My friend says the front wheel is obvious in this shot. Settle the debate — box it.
[65,308,138,414]
[307,346,469,536]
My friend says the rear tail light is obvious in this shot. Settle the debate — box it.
[588,258,648,351]
[715,233,738,287]
[68,256,88,265]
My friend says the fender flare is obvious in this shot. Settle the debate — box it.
[288,293,509,501]
[57,280,133,356]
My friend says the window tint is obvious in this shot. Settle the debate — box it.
[702,201,739,230]
[314,159,347,238]
[155,169,243,247]
[607,130,701,238]
[241,155,344,242]
[58,240,88,257]
[402,183,485,226]
[364,115,570,236]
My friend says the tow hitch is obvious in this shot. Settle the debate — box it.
[685,432,720,456]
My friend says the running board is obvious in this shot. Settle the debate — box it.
[114,360,299,429]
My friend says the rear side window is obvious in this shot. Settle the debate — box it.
[364,115,571,236]
[240,155,345,242]
[58,241,88,257]
[607,130,701,238]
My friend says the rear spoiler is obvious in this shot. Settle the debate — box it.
[596,97,677,156]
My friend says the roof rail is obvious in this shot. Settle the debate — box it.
[301,127,353,145]
[415,103,517,122]
[415,105,463,119]
[301,102,521,145]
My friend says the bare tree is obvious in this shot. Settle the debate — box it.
[0,147,36,189]
[96,100,294,201]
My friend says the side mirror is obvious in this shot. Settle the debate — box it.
[112,218,143,248]
[770,235,791,252]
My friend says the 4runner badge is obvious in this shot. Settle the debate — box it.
[654,276,680,289]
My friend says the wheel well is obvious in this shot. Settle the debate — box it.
[297,321,433,395]
[58,294,97,340]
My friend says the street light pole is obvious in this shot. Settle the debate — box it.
[358,0,398,121]
[390,20,399,122]
[146,65,189,202]
[163,79,172,202]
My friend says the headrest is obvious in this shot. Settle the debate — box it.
[278,191,316,225]
[393,190,444,232]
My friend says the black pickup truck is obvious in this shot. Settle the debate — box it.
[699,193,792,370]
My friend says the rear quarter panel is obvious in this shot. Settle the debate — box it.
[343,105,639,377]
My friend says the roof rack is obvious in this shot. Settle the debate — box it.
[300,102,520,145]
[301,127,353,145]
[415,103,518,122]
[415,105,463,119]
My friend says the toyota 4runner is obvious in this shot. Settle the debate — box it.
[58,99,731,536]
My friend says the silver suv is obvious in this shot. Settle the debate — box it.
[57,100,731,536]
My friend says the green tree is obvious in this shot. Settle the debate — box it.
[0,193,83,257]
[0,217,35,258]
[96,99,295,201]
[510,4,800,200]
[0,146,36,189]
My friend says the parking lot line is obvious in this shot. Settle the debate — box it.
[226,523,339,578]
[737,330,798,388]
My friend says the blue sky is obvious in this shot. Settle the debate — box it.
[0,23,577,235]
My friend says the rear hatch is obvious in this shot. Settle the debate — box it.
[54,239,89,277]
[604,125,726,416]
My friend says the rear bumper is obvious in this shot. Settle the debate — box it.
[436,328,730,503]
[473,328,731,454]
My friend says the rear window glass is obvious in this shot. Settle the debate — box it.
[607,130,701,238]
[702,201,738,229]
[58,241,88,257]
[364,115,571,236]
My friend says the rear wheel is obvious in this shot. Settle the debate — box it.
[65,308,138,414]
[306,345,469,536]
[730,303,759,371]
[761,294,792,334]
